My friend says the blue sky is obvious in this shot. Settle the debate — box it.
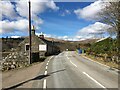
[1,0,111,40]
[39,2,92,36]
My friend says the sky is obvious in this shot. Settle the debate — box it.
[0,0,112,41]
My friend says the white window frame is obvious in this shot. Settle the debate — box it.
[25,43,30,51]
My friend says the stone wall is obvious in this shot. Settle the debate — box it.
[1,50,29,71]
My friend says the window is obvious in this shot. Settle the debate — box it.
[25,44,30,51]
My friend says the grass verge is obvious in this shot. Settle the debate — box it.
[81,54,119,70]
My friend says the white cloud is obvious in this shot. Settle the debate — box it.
[75,22,112,40]
[74,0,107,20]
[65,10,71,14]
[10,36,21,38]
[46,0,59,11]
[16,0,59,19]
[61,9,71,16]
[15,1,28,18]
[1,0,59,35]
[35,21,112,41]
[58,36,68,40]
[1,19,28,34]
[0,1,18,19]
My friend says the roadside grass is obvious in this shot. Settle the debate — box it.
[81,54,119,70]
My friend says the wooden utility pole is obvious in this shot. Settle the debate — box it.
[29,0,32,64]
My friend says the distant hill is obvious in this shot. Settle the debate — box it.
[44,38,99,51]
[1,38,25,52]
[1,36,99,53]
[44,37,66,43]
[45,37,99,44]
[76,39,99,44]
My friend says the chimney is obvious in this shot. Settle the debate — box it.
[31,25,35,35]
[39,32,44,39]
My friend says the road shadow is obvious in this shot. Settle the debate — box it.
[48,69,65,75]
[2,69,66,90]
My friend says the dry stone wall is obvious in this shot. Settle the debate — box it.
[1,49,29,71]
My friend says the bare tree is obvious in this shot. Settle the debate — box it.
[98,1,120,61]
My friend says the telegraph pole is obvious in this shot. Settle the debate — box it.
[29,0,32,64]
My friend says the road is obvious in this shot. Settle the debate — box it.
[14,51,119,89]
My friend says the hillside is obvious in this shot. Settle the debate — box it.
[1,37,98,58]
[85,37,119,64]
[75,39,99,44]
[44,37,66,43]
[2,38,25,52]
[89,37,117,55]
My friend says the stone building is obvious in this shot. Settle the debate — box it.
[18,26,46,62]
[1,26,60,71]
[18,26,60,62]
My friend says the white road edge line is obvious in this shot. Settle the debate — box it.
[44,71,47,75]
[43,79,47,89]
[70,60,77,67]
[83,72,106,88]
[82,56,109,68]
[81,55,119,74]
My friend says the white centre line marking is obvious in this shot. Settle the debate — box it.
[70,60,77,67]
[67,57,69,59]
[43,79,47,89]
[83,72,106,88]
[44,71,47,75]
[49,56,53,60]
[43,56,54,89]
[46,63,49,66]
[46,66,48,70]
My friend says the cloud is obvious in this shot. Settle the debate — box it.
[0,1,18,20]
[75,22,112,40]
[36,33,53,38]
[15,0,59,27]
[10,36,21,38]
[1,0,59,35]
[16,0,59,18]
[61,9,71,16]
[74,0,107,20]
[46,0,59,11]
[30,22,112,41]
[0,19,28,34]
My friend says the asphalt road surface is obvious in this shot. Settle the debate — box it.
[31,51,119,89]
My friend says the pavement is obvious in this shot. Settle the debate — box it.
[4,51,119,89]
[2,62,44,89]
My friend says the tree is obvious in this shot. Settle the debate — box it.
[98,1,120,62]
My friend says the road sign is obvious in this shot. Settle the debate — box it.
[39,45,47,51]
